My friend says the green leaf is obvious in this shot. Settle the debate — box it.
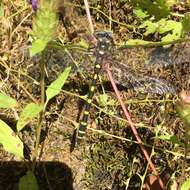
[77,39,90,49]
[17,103,43,132]
[98,94,109,107]
[126,39,151,45]
[0,119,23,158]
[139,20,157,35]
[139,19,182,41]
[46,67,71,103]
[0,0,3,17]
[29,39,48,57]
[176,102,190,126]
[181,177,190,190]
[19,170,39,190]
[0,92,18,108]
[132,0,170,20]
[158,19,182,41]
[133,8,149,19]
[97,94,115,107]
[182,12,190,34]
[155,134,180,144]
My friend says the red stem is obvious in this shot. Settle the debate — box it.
[105,63,165,189]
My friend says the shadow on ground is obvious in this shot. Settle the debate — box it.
[0,161,74,190]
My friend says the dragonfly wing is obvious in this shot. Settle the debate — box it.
[136,77,176,95]
[111,61,176,95]
[148,47,173,67]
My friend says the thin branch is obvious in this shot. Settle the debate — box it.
[83,0,94,34]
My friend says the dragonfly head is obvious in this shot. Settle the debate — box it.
[94,31,114,56]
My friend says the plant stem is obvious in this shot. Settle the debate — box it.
[32,51,46,171]
[105,63,165,189]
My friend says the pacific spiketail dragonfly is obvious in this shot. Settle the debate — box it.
[28,31,190,146]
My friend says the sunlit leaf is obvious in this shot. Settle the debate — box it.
[139,20,157,35]
[0,119,23,158]
[181,177,190,190]
[77,39,90,49]
[133,8,149,19]
[98,94,109,107]
[155,134,180,144]
[46,67,71,103]
[158,19,182,41]
[19,170,39,190]
[158,19,180,33]
[139,19,182,41]
[29,39,47,57]
[0,92,18,108]
[132,0,170,20]
[17,103,43,132]
[126,39,151,46]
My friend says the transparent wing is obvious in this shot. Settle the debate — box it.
[111,59,176,95]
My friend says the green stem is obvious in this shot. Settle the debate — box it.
[119,37,190,49]
[32,51,46,171]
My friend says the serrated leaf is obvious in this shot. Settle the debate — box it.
[29,39,47,57]
[0,92,18,108]
[158,19,182,41]
[132,0,170,20]
[139,20,157,35]
[139,19,182,41]
[46,67,71,103]
[17,103,43,132]
[181,177,190,190]
[133,8,149,19]
[19,170,39,190]
[0,119,23,158]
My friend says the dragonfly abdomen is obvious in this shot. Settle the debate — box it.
[75,31,114,145]
[76,62,102,143]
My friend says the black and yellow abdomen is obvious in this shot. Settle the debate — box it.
[75,31,114,145]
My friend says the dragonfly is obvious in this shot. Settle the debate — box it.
[28,31,190,148]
